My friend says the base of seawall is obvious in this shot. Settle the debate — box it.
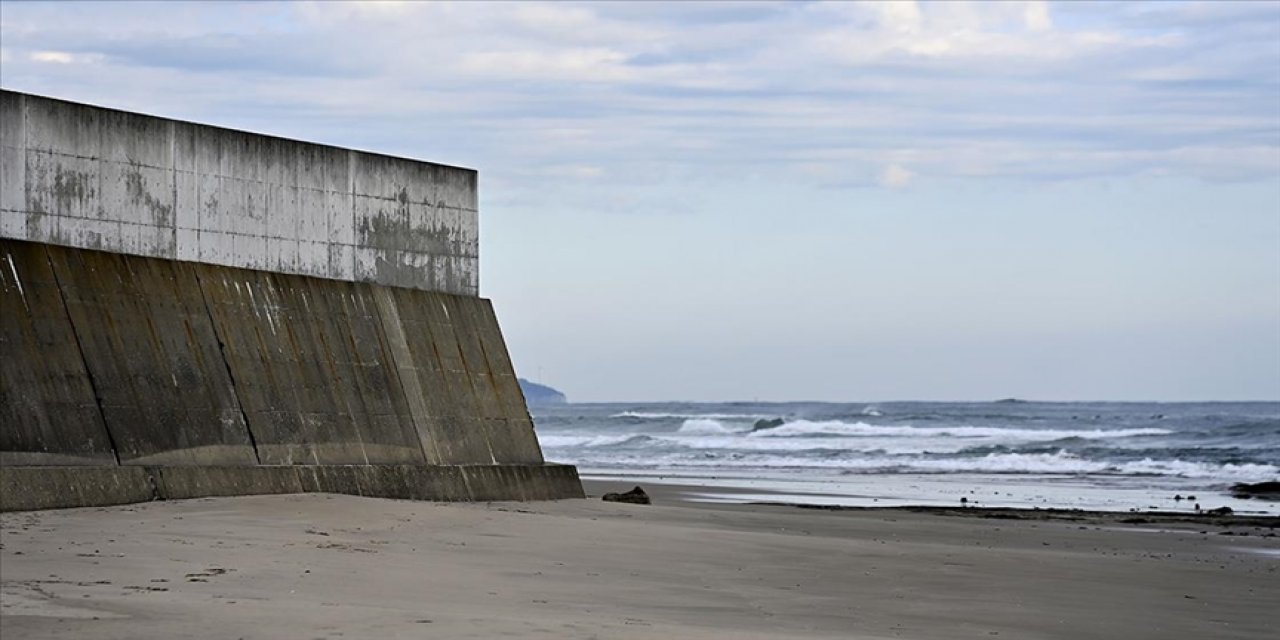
[0,464,585,512]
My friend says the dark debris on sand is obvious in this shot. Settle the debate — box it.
[602,486,652,505]
[752,503,1280,529]
[1230,481,1280,501]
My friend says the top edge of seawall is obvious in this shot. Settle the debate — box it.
[1,88,477,174]
[0,88,480,295]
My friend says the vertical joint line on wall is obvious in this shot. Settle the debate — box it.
[169,121,177,253]
[45,247,122,466]
[457,342,498,466]
[21,93,30,217]
[474,336,507,418]
[370,289,438,465]
[192,267,263,464]
[348,150,356,279]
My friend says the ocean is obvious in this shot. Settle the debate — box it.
[531,401,1280,515]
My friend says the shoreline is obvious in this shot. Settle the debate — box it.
[4,491,1278,639]
[583,478,1280,529]
[577,469,1280,516]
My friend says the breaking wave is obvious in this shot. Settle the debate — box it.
[677,418,751,434]
[564,450,1279,480]
[747,420,1171,441]
[536,401,1280,511]
[612,411,768,420]
[537,434,654,448]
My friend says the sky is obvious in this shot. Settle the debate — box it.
[1,1,1277,402]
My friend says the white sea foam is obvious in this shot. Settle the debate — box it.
[546,448,1279,480]
[546,402,1279,513]
[612,411,768,420]
[900,452,1108,474]
[670,435,939,454]
[549,432,977,455]
[1112,458,1279,479]
[677,418,749,435]
[884,455,1277,479]
[748,420,1172,441]
[544,420,1177,456]
[537,434,647,448]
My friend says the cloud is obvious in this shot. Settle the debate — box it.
[0,1,1275,402]
[460,48,633,82]
[29,50,95,64]
[0,0,1274,197]
[543,164,605,180]
[879,163,916,189]
[1024,1,1053,32]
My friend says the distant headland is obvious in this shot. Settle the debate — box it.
[519,379,567,405]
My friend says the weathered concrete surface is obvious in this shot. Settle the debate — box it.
[0,238,547,468]
[46,244,258,466]
[0,90,478,295]
[0,464,584,511]
[1,92,580,509]
[151,465,306,500]
[0,466,155,511]
[1,238,580,507]
[377,285,492,464]
[0,241,117,465]
[196,266,425,466]
[464,296,545,463]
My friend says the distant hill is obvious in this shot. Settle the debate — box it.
[518,378,567,406]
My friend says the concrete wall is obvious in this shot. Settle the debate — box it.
[1,238,542,470]
[0,90,478,296]
[0,464,585,512]
[0,95,581,510]
[0,240,117,466]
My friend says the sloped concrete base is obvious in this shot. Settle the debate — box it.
[0,464,585,512]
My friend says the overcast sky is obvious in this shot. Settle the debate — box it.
[2,1,1277,402]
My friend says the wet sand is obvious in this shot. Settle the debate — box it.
[1,484,1277,639]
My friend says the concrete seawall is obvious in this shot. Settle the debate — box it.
[1,91,582,511]
[1,238,581,510]
[0,464,584,512]
[1,89,478,295]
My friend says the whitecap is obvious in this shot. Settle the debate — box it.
[747,419,1172,441]
[611,411,769,420]
[537,434,648,448]
[677,418,748,435]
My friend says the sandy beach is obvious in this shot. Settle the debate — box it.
[2,483,1276,640]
